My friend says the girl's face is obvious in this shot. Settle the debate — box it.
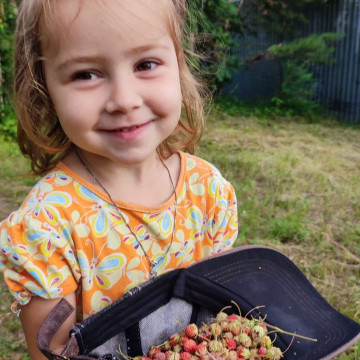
[43,0,182,168]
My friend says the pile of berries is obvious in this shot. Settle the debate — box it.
[125,309,284,360]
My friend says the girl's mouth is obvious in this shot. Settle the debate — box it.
[116,125,141,133]
[104,121,152,140]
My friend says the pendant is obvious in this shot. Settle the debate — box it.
[149,260,158,278]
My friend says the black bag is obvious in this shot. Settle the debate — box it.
[37,246,360,360]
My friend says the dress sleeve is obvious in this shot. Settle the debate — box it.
[208,174,238,253]
[0,209,81,307]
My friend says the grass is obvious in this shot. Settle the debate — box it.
[0,104,359,359]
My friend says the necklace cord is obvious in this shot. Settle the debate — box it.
[75,149,177,278]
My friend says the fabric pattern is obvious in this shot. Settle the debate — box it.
[0,152,238,319]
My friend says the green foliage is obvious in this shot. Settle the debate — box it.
[186,0,243,92]
[241,0,330,37]
[271,62,319,118]
[187,0,339,116]
[268,33,344,63]
[267,33,343,117]
[0,1,17,138]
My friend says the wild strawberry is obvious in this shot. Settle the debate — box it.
[199,356,210,360]
[258,347,267,356]
[259,322,267,331]
[181,336,189,346]
[216,311,228,322]
[168,353,180,360]
[185,324,198,338]
[244,319,255,328]
[260,335,272,349]
[161,341,171,351]
[153,352,166,360]
[210,323,222,337]
[172,345,182,353]
[266,347,282,360]
[241,326,251,335]
[248,350,259,360]
[227,350,237,360]
[224,338,236,350]
[214,352,226,360]
[169,334,181,347]
[251,325,266,341]
[227,314,239,322]
[222,332,233,339]
[236,333,252,348]
[183,339,197,354]
[236,347,250,360]
[198,327,211,342]
[227,322,240,336]
[208,340,224,353]
[195,343,207,357]
[149,346,161,358]
[180,352,192,360]
[220,321,229,332]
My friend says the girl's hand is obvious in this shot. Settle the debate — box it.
[19,292,76,360]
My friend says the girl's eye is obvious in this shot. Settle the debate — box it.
[136,61,157,72]
[72,71,99,81]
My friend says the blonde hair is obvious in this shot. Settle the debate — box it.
[15,0,208,175]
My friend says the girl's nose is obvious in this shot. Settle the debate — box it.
[104,76,143,114]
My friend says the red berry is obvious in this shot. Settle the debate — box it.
[227,350,237,360]
[180,352,192,360]
[237,347,250,359]
[258,347,267,356]
[195,343,207,357]
[153,352,166,360]
[185,324,198,338]
[169,334,181,347]
[181,336,189,346]
[183,339,197,354]
[149,347,161,358]
[227,314,239,322]
[227,322,240,336]
[208,340,223,353]
[210,323,222,337]
[225,338,236,350]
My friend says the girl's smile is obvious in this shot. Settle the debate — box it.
[43,0,182,171]
[102,120,154,141]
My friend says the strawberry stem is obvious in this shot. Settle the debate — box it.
[220,305,232,313]
[266,323,317,342]
[282,334,295,354]
[245,305,266,318]
[231,300,242,317]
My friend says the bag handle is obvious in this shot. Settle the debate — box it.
[37,298,94,360]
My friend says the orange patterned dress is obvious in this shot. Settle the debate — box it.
[0,152,238,320]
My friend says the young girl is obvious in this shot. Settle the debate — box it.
[0,0,238,358]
